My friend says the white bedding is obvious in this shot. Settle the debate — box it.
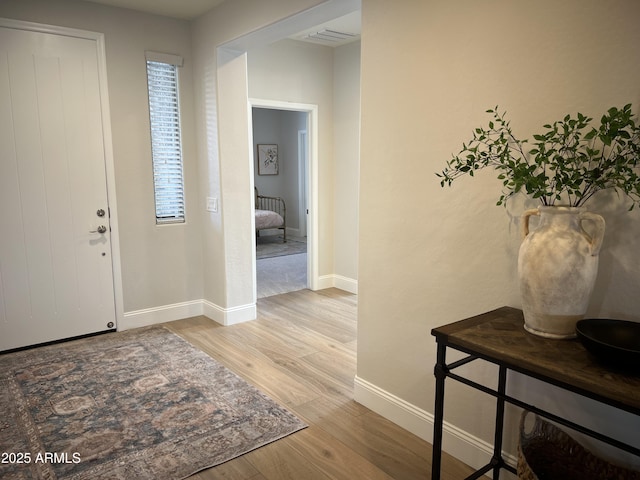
[255,209,284,230]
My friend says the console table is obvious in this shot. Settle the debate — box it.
[431,306,640,480]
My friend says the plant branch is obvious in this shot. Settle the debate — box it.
[437,105,640,209]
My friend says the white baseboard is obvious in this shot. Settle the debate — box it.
[353,376,517,474]
[202,299,256,326]
[333,274,358,294]
[316,274,357,294]
[120,300,205,330]
[316,274,334,290]
[121,299,256,330]
[119,275,355,330]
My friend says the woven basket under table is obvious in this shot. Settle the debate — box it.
[517,411,640,480]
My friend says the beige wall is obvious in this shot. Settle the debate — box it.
[358,0,640,468]
[248,39,336,278]
[0,0,203,315]
[193,2,292,315]
[333,41,361,285]
[248,38,361,287]
[192,0,359,314]
[0,0,361,319]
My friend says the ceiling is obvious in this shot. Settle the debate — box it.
[80,0,227,19]
[287,11,360,47]
[79,0,361,46]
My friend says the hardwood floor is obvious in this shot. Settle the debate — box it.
[164,288,478,480]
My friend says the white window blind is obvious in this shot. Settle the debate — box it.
[145,52,185,224]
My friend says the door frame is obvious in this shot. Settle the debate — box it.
[297,129,308,238]
[0,18,124,328]
[249,98,319,291]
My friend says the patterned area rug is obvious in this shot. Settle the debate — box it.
[0,326,306,479]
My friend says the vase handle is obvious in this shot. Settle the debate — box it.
[521,208,540,239]
[580,212,606,256]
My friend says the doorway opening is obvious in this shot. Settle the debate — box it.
[250,100,318,299]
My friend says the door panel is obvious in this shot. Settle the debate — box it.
[0,26,116,350]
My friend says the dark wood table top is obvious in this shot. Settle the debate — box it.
[432,306,640,415]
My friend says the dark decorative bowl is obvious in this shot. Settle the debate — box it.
[576,319,640,370]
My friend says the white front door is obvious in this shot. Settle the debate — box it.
[0,23,116,350]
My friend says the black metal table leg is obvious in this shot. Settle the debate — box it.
[432,342,447,480]
[491,365,507,479]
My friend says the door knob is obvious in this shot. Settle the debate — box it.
[90,225,107,234]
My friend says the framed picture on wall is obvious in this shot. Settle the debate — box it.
[257,144,279,175]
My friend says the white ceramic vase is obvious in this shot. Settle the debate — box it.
[518,206,605,339]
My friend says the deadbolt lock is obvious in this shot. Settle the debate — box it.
[97,209,106,217]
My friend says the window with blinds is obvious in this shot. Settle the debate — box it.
[145,52,185,224]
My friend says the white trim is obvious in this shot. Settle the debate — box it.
[316,275,334,290]
[0,17,104,40]
[121,299,257,330]
[120,300,204,330]
[202,299,256,326]
[0,18,125,334]
[298,129,308,238]
[354,376,432,438]
[333,274,358,294]
[249,98,319,294]
[94,30,125,332]
[247,94,258,304]
[145,50,183,67]
[307,105,319,291]
[317,274,358,294]
[353,376,517,474]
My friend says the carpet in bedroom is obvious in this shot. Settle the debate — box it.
[257,253,307,299]
[256,234,306,259]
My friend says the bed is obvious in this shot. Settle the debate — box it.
[255,187,286,243]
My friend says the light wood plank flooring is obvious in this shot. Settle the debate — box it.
[165,288,478,480]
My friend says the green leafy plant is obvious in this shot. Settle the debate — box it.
[437,104,640,209]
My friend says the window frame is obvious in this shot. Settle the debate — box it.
[145,51,186,225]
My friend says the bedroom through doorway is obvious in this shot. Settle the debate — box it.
[251,105,312,298]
